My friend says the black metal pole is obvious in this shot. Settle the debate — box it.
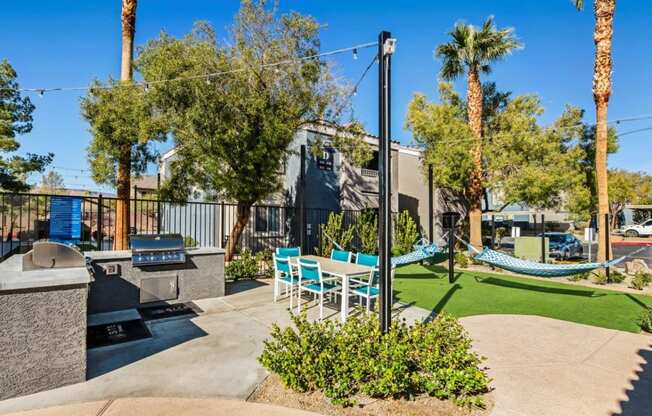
[605,212,610,279]
[299,145,306,253]
[448,224,455,283]
[541,213,546,263]
[97,193,103,250]
[428,164,433,243]
[157,173,161,233]
[378,31,393,334]
[491,214,496,249]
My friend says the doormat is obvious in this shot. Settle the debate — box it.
[87,319,151,349]
[138,302,202,322]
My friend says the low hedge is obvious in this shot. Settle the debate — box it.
[258,311,490,407]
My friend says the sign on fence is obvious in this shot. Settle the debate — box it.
[49,197,82,241]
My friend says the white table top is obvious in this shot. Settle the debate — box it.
[290,255,373,277]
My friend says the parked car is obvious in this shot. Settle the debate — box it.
[622,219,652,238]
[540,232,584,259]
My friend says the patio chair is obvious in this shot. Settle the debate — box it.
[351,268,379,313]
[297,258,340,320]
[330,249,353,263]
[355,252,379,267]
[276,246,301,257]
[273,254,299,310]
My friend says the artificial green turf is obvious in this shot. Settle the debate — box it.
[394,264,652,333]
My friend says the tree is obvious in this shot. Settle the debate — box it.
[608,170,652,229]
[392,210,419,256]
[0,60,52,191]
[407,83,584,224]
[39,171,65,193]
[136,2,370,261]
[355,209,378,254]
[573,0,616,262]
[81,80,168,250]
[435,17,521,248]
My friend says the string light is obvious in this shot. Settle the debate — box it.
[353,48,358,60]
[2,41,378,96]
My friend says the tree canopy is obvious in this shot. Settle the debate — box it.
[136,1,370,259]
[0,59,52,191]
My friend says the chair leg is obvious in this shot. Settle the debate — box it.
[289,284,293,311]
[319,292,324,320]
[297,286,302,314]
[366,296,371,314]
[273,278,278,303]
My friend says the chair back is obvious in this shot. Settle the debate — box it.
[356,253,379,268]
[331,249,352,263]
[273,254,291,276]
[276,246,301,257]
[298,258,322,283]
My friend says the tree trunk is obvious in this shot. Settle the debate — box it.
[592,0,615,262]
[224,204,252,262]
[115,0,137,250]
[467,68,484,249]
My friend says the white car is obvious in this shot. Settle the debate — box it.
[623,219,652,237]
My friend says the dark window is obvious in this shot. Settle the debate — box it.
[255,207,281,233]
[362,151,379,171]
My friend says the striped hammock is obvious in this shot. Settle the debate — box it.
[391,238,445,267]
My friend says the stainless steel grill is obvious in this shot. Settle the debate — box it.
[23,241,85,270]
[130,234,186,267]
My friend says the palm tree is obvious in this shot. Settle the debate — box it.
[574,0,615,262]
[436,17,521,248]
[115,0,138,250]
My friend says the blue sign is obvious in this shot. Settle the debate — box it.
[49,197,82,241]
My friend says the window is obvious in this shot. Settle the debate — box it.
[362,151,379,171]
[255,207,281,233]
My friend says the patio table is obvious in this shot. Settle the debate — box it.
[290,255,373,322]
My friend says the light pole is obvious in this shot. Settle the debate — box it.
[378,31,396,334]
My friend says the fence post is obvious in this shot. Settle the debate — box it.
[97,194,103,250]
[157,174,162,233]
[220,202,225,249]
[605,212,611,279]
[491,214,496,249]
[428,164,433,243]
[541,213,546,263]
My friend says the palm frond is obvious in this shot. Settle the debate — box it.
[573,0,584,11]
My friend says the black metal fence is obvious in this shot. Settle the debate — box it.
[0,191,371,262]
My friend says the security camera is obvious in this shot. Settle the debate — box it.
[383,38,397,56]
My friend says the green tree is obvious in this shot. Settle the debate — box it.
[435,16,521,249]
[392,210,419,256]
[80,80,168,250]
[39,171,65,193]
[136,2,370,260]
[316,212,354,257]
[608,170,652,229]
[0,60,52,191]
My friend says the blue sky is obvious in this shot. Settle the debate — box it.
[2,0,651,192]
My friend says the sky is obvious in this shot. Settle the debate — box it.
[2,0,652,193]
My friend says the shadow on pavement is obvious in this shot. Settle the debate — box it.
[614,346,652,415]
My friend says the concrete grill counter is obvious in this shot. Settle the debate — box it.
[85,247,225,314]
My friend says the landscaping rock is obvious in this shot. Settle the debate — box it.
[625,259,649,275]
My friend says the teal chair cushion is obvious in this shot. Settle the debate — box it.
[331,249,352,262]
[276,247,301,257]
[356,253,379,267]
[352,285,379,297]
[304,282,339,293]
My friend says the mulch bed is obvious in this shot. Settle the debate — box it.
[249,374,493,416]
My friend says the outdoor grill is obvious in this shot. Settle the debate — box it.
[130,234,186,267]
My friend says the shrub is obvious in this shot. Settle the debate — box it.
[608,269,626,284]
[225,249,259,281]
[356,209,378,254]
[392,210,419,256]
[630,272,652,291]
[315,212,354,257]
[183,235,197,247]
[641,307,652,333]
[259,312,489,407]
[455,251,469,268]
[257,249,274,279]
[568,271,591,282]
[593,271,608,285]
[495,227,507,247]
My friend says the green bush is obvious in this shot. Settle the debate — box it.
[630,272,652,291]
[315,212,354,257]
[392,210,419,256]
[593,272,608,285]
[356,209,378,254]
[225,249,259,281]
[608,269,626,284]
[259,312,489,407]
[455,251,469,268]
[568,271,591,282]
[183,235,197,247]
[495,227,507,247]
[641,307,652,333]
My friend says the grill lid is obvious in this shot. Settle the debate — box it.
[130,234,184,252]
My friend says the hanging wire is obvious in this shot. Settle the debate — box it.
[1,41,378,95]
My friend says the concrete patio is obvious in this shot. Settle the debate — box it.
[0,279,650,416]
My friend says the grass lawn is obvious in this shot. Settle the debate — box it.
[394,263,652,333]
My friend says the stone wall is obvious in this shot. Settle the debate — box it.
[0,284,88,400]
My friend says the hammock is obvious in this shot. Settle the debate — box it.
[456,236,625,278]
[391,237,446,266]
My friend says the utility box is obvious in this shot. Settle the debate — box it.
[514,236,549,262]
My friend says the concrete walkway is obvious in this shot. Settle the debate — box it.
[0,280,650,416]
[0,398,319,416]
